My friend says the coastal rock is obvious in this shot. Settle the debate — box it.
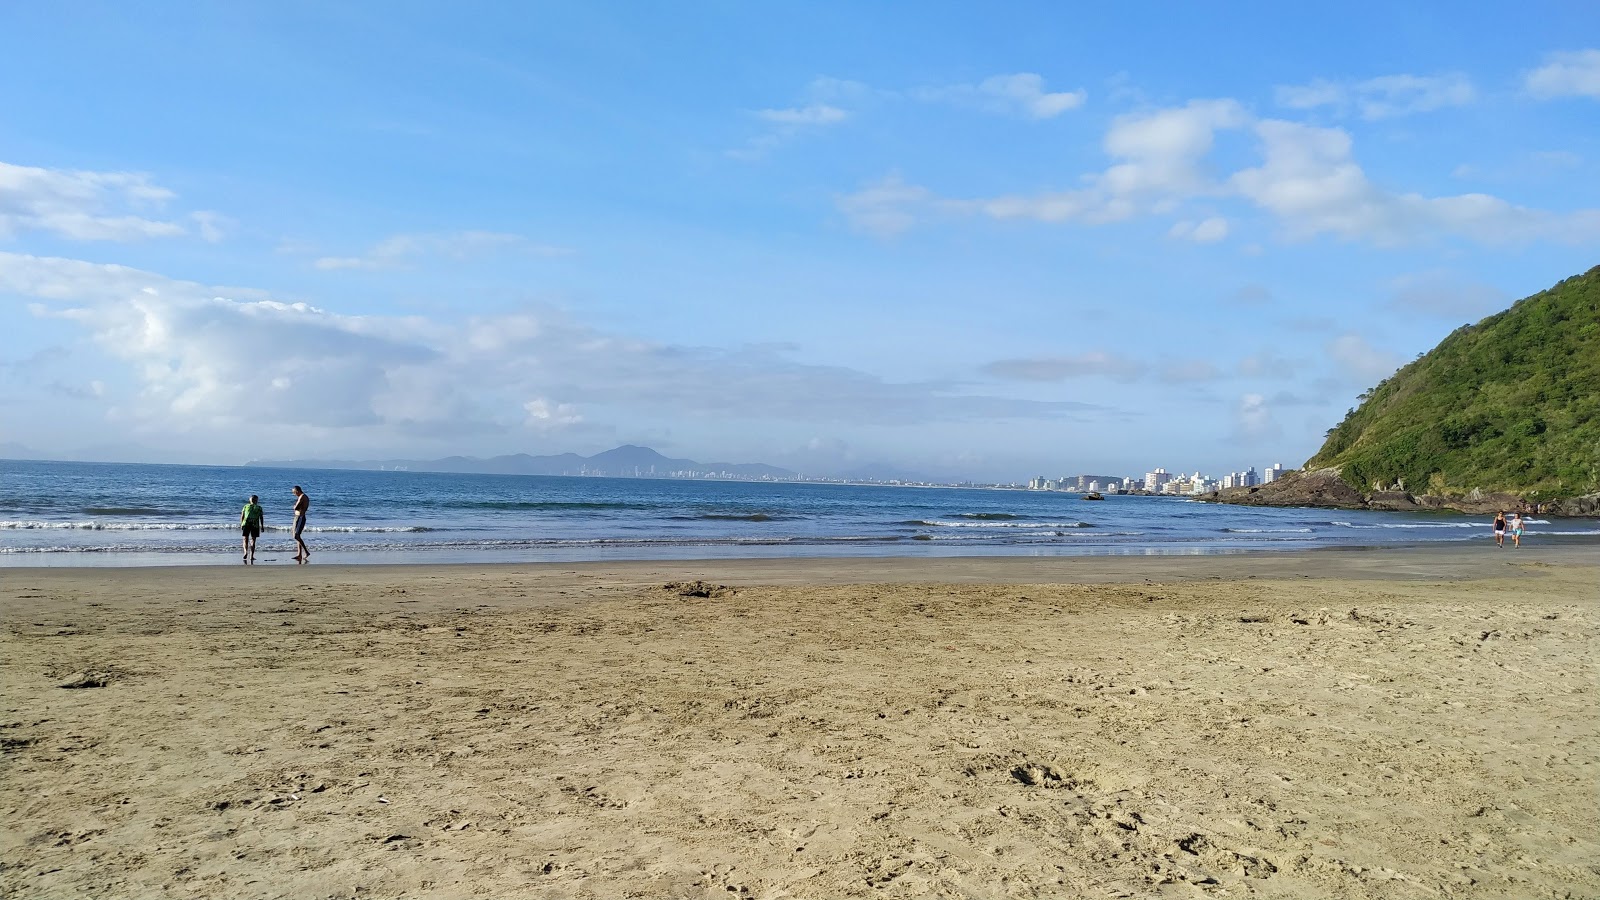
[1204,468,1597,518]
[1365,491,1419,512]
[1204,468,1366,510]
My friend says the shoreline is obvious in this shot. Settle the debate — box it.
[2,539,1596,583]
[4,532,1598,571]
[4,548,1596,898]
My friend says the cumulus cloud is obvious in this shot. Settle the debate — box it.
[845,99,1251,233]
[0,161,190,242]
[983,352,1146,383]
[313,231,572,271]
[1,252,1094,442]
[1276,73,1476,119]
[838,97,1600,247]
[919,73,1086,119]
[756,104,849,126]
[1168,217,1229,242]
[836,174,944,237]
[1524,49,1600,99]
[1235,392,1279,440]
[731,87,856,160]
[1229,119,1600,245]
[1326,333,1403,383]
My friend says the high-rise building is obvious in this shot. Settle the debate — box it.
[1143,468,1171,492]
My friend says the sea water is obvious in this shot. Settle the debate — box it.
[2,459,1594,566]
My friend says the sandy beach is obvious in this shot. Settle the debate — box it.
[2,547,1596,899]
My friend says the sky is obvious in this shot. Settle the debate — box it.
[2,2,1598,481]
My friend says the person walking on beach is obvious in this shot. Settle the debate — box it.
[240,494,265,563]
[291,485,311,562]
[1492,511,1507,548]
[1510,512,1525,548]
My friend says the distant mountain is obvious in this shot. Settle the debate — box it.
[1213,266,1600,515]
[247,444,799,480]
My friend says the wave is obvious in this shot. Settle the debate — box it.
[82,507,171,516]
[1329,521,1483,529]
[441,500,666,511]
[950,512,1022,520]
[0,534,909,553]
[912,519,1094,529]
[1222,527,1314,533]
[666,513,794,522]
[0,520,432,533]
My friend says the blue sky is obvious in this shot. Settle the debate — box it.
[2,2,1597,480]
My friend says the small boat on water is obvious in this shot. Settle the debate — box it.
[1082,492,1104,501]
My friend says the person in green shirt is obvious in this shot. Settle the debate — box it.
[240,494,265,564]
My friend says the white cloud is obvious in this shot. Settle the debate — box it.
[837,98,1249,232]
[837,96,1600,247]
[523,397,583,428]
[921,73,1086,119]
[1276,73,1475,119]
[983,351,1147,383]
[978,99,1250,224]
[1326,333,1403,383]
[1525,49,1600,99]
[0,161,190,242]
[190,211,231,243]
[1,252,1094,443]
[732,89,856,160]
[312,231,572,271]
[836,174,942,237]
[1235,392,1278,440]
[1168,216,1229,242]
[1275,79,1345,111]
[756,104,849,126]
[1229,119,1600,245]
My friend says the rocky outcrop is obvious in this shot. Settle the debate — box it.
[1204,468,1366,510]
[1200,468,1596,517]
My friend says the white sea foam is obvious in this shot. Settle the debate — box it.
[917,520,1092,529]
[0,520,430,533]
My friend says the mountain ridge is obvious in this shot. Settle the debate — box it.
[245,444,799,480]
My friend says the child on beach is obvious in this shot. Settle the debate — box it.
[1493,511,1506,548]
[1510,513,1524,548]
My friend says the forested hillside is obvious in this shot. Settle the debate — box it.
[1307,266,1600,501]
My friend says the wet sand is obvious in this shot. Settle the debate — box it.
[3,546,1597,898]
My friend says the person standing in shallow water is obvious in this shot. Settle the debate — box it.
[240,494,264,563]
[1492,511,1507,548]
[291,485,311,563]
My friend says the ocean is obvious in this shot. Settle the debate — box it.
[2,459,1594,566]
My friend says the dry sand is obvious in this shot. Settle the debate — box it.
[2,547,1597,899]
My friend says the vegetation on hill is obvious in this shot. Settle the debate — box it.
[1308,266,1600,500]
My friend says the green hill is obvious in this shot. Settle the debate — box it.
[1307,266,1600,502]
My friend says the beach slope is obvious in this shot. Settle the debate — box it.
[3,550,1596,898]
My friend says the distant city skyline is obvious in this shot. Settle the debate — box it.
[3,4,1598,481]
